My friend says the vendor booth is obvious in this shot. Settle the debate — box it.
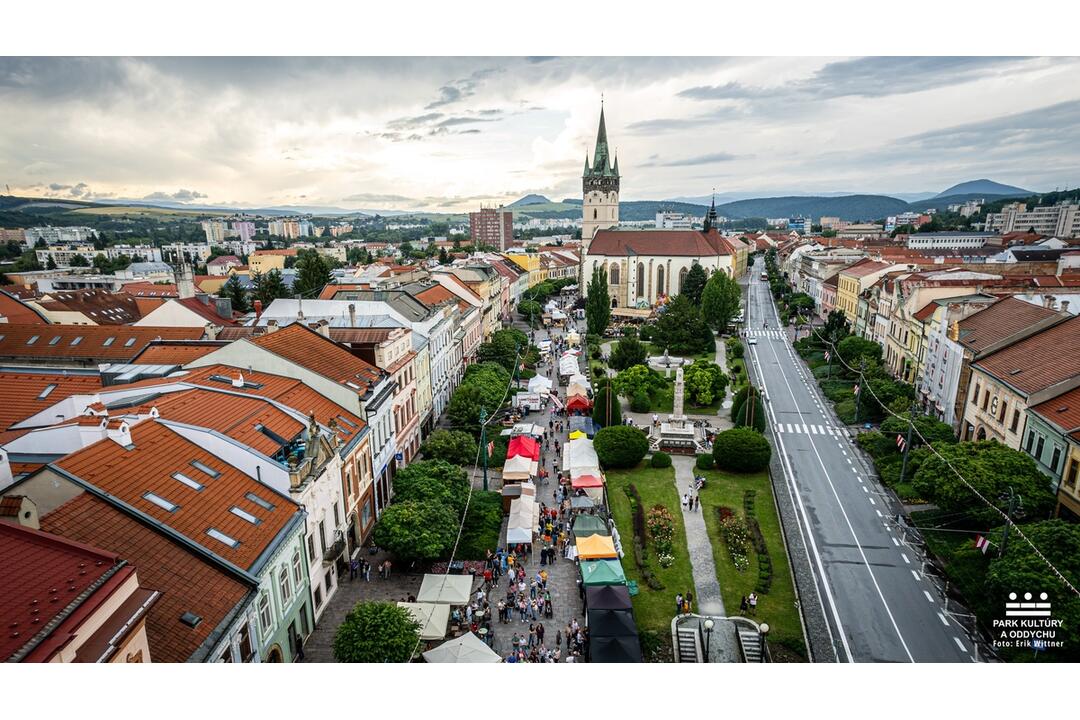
[397,602,450,641]
[589,635,642,663]
[572,514,609,537]
[576,533,618,560]
[416,573,474,605]
[422,631,502,663]
[568,416,598,438]
[569,495,596,511]
[587,607,636,637]
[507,435,540,460]
[502,454,538,482]
[580,559,627,587]
[566,393,592,412]
[527,375,553,394]
[584,584,632,610]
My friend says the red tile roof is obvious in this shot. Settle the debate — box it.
[589,228,739,257]
[0,520,125,661]
[40,493,250,663]
[54,420,296,571]
[1030,386,1080,442]
[0,324,204,364]
[0,289,49,325]
[0,371,103,443]
[415,283,469,313]
[152,388,305,458]
[207,255,241,266]
[250,323,382,395]
[972,315,1080,395]
[122,282,179,298]
[252,248,298,257]
[37,289,141,325]
[956,296,1067,355]
[129,340,227,365]
[173,297,237,325]
[840,258,895,278]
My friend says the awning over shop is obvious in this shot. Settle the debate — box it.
[580,559,627,587]
[570,495,596,510]
[577,534,618,560]
[566,394,592,411]
[422,631,502,664]
[571,473,604,489]
[502,454,538,481]
[572,514,609,537]
[584,584,632,610]
[416,574,474,605]
[397,602,450,640]
[528,375,553,393]
[569,430,586,440]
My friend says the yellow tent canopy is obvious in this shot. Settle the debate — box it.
[568,430,586,440]
[576,533,618,559]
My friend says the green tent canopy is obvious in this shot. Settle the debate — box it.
[572,514,610,537]
[580,559,627,587]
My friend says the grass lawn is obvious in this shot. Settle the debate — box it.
[605,464,694,660]
[649,377,725,414]
[643,341,715,366]
[697,468,807,660]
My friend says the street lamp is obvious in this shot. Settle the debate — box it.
[758,622,770,663]
[702,618,714,662]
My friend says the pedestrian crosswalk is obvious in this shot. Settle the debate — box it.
[774,422,841,436]
[744,330,786,339]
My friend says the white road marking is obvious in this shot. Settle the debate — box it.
[924,590,935,603]
[868,496,876,505]
[862,486,868,493]
[937,612,949,626]
[892,537,900,546]
[911,569,921,581]
[901,554,910,564]
[953,637,966,652]
[876,509,883,518]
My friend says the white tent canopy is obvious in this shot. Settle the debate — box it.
[563,438,599,471]
[397,602,450,640]
[422,631,502,663]
[416,574,473,605]
[502,454,538,481]
[559,357,579,376]
[528,375,553,393]
[567,373,588,386]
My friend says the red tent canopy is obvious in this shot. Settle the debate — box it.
[566,394,592,411]
[571,474,604,489]
[507,435,540,460]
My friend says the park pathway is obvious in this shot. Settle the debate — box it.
[672,455,725,616]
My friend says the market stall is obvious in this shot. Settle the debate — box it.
[566,393,592,412]
[422,631,502,663]
[586,607,636,636]
[572,514,609,537]
[416,574,474,605]
[580,559,627,587]
[527,375,553,394]
[583,584,632,610]
[576,534,618,560]
[397,602,450,641]
[502,454,538,482]
[568,416,598,438]
[588,635,642,663]
[506,435,540,460]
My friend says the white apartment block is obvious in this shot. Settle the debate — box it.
[24,226,98,246]
[906,232,996,250]
[985,203,1080,236]
[655,212,694,229]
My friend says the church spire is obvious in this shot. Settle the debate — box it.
[591,102,614,176]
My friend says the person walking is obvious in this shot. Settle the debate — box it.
[675,592,684,616]
[748,592,758,615]
[740,595,749,614]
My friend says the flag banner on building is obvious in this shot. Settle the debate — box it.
[487,441,495,458]
[974,535,990,554]
[896,434,906,451]
[853,384,860,395]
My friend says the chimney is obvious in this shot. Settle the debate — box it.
[266,319,279,334]
[1062,300,1070,314]
[0,494,39,531]
[232,371,245,388]
[0,449,12,492]
[107,420,132,448]
[254,299,263,317]
[348,303,357,327]
[204,323,218,341]
[195,292,210,305]
[175,261,196,300]
[316,319,331,338]
[214,297,233,319]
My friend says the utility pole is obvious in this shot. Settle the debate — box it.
[479,406,489,492]
[999,486,1021,559]
[898,402,918,486]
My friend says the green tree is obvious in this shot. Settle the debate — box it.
[518,299,542,324]
[912,441,1056,524]
[477,328,526,374]
[585,264,611,336]
[730,385,760,422]
[448,384,486,435]
[592,387,622,428]
[879,413,957,448]
[420,429,478,466]
[613,364,664,400]
[837,335,883,368]
[594,425,649,469]
[701,270,741,332]
[680,263,708,305]
[332,601,420,663]
[69,253,90,267]
[292,248,333,298]
[46,255,58,270]
[461,362,512,410]
[733,393,767,432]
[390,460,470,515]
[609,334,647,371]
[683,361,729,406]
[371,500,457,563]
[651,294,713,354]
[250,268,290,306]
[713,427,772,472]
[220,274,250,313]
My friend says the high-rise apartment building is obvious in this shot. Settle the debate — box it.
[984,202,1080,236]
[469,207,514,250]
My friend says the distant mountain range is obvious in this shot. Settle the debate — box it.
[934,179,1032,198]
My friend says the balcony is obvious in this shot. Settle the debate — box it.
[322,538,346,566]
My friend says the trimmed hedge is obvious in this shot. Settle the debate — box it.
[695,453,716,471]
[713,427,772,473]
[594,425,650,469]
[650,451,672,468]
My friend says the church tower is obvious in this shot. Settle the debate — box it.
[582,102,620,252]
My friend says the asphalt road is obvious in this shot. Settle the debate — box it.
[743,259,975,663]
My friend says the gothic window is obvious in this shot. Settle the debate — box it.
[678,267,688,295]
[609,262,620,285]
[656,266,665,297]
[636,263,645,298]
[593,209,597,220]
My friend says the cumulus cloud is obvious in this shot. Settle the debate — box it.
[641,152,739,167]
[142,188,207,202]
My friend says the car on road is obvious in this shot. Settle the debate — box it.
[747,337,757,345]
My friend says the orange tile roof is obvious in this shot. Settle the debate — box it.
[589,228,737,257]
[173,297,238,325]
[1031,386,1080,441]
[0,324,204,363]
[122,282,179,298]
[973,315,1080,395]
[956,296,1066,355]
[250,323,382,396]
[54,420,296,572]
[0,289,49,325]
[129,340,227,365]
[40,493,250,663]
[0,372,103,442]
[37,289,141,325]
[252,248,298,256]
[151,388,305,458]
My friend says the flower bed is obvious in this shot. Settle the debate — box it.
[646,505,676,567]
[718,510,751,572]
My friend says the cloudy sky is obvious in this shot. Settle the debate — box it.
[2,56,1078,212]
